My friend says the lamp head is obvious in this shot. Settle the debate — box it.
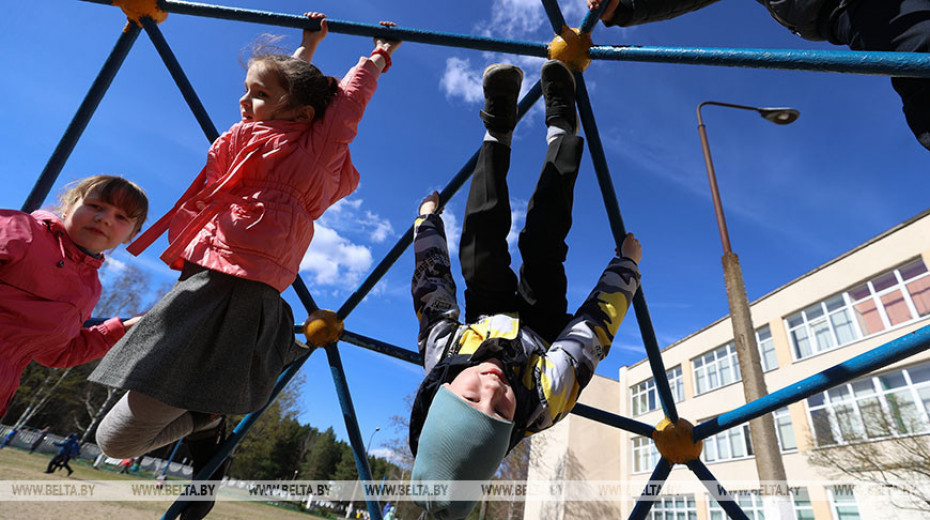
[759,108,800,125]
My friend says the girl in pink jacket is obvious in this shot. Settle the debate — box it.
[89,13,401,517]
[0,175,148,417]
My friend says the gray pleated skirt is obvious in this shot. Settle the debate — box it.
[90,263,303,414]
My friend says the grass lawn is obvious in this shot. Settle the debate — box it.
[0,447,330,520]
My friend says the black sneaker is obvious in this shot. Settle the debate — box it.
[541,60,577,132]
[181,418,229,520]
[480,63,524,134]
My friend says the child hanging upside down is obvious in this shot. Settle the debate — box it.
[408,59,642,520]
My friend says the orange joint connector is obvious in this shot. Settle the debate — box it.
[548,26,592,72]
[114,0,168,27]
[652,418,703,464]
[303,309,344,347]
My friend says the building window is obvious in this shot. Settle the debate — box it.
[693,327,775,395]
[693,344,741,395]
[649,495,696,520]
[849,258,930,336]
[787,258,930,361]
[806,362,930,446]
[758,325,778,371]
[631,366,684,416]
[708,491,764,520]
[828,487,861,520]
[701,422,753,463]
[792,488,815,520]
[774,407,797,451]
[632,436,660,474]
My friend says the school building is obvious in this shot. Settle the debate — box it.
[525,209,930,520]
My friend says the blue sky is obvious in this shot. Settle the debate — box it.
[2,0,927,459]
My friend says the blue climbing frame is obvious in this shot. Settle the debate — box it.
[26,1,930,518]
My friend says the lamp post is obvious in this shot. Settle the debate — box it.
[697,101,799,520]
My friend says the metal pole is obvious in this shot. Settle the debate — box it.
[697,101,792,520]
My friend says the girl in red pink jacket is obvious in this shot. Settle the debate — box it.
[88,13,401,515]
[0,175,148,417]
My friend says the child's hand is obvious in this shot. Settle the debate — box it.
[123,316,142,330]
[374,21,402,55]
[302,12,328,47]
[587,0,620,20]
[618,232,641,264]
[419,191,441,216]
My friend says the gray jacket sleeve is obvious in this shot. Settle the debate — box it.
[525,256,642,432]
[603,0,722,27]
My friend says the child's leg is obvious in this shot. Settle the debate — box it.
[517,134,584,343]
[96,391,217,459]
[517,60,583,343]
[460,64,524,322]
[461,140,519,322]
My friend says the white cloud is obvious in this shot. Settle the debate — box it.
[104,256,128,273]
[299,224,373,288]
[483,0,548,40]
[507,200,527,249]
[321,198,395,245]
[440,57,484,103]
[296,195,397,290]
[439,206,461,255]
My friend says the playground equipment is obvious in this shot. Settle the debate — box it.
[23,1,930,519]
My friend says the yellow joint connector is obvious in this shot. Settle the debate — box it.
[303,309,344,347]
[548,26,592,72]
[114,0,168,27]
[652,418,703,464]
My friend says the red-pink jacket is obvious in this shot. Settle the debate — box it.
[0,210,126,415]
[129,57,381,292]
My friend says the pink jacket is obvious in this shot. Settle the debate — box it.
[129,57,381,292]
[0,210,125,415]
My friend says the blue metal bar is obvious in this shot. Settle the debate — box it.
[159,440,183,478]
[580,3,608,34]
[590,45,930,78]
[628,458,671,520]
[161,355,308,519]
[575,72,680,423]
[693,323,930,440]
[571,403,656,438]
[686,459,750,520]
[291,276,320,314]
[323,343,382,520]
[341,329,422,365]
[336,81,543,320]
[540,0,567,34]
[148,0,547,58]
[140,17,219,143]
[22,23,140,213]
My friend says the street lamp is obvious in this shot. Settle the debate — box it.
[696,101,799,520]
[365,427,381,456]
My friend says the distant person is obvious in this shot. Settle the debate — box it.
[0,175,147,418]
[119,457,134,474]
[89,9,403,520]
[29,426,50,454]
[408,60,642,519]
[45,433,80,476]
[587,0,930,151]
